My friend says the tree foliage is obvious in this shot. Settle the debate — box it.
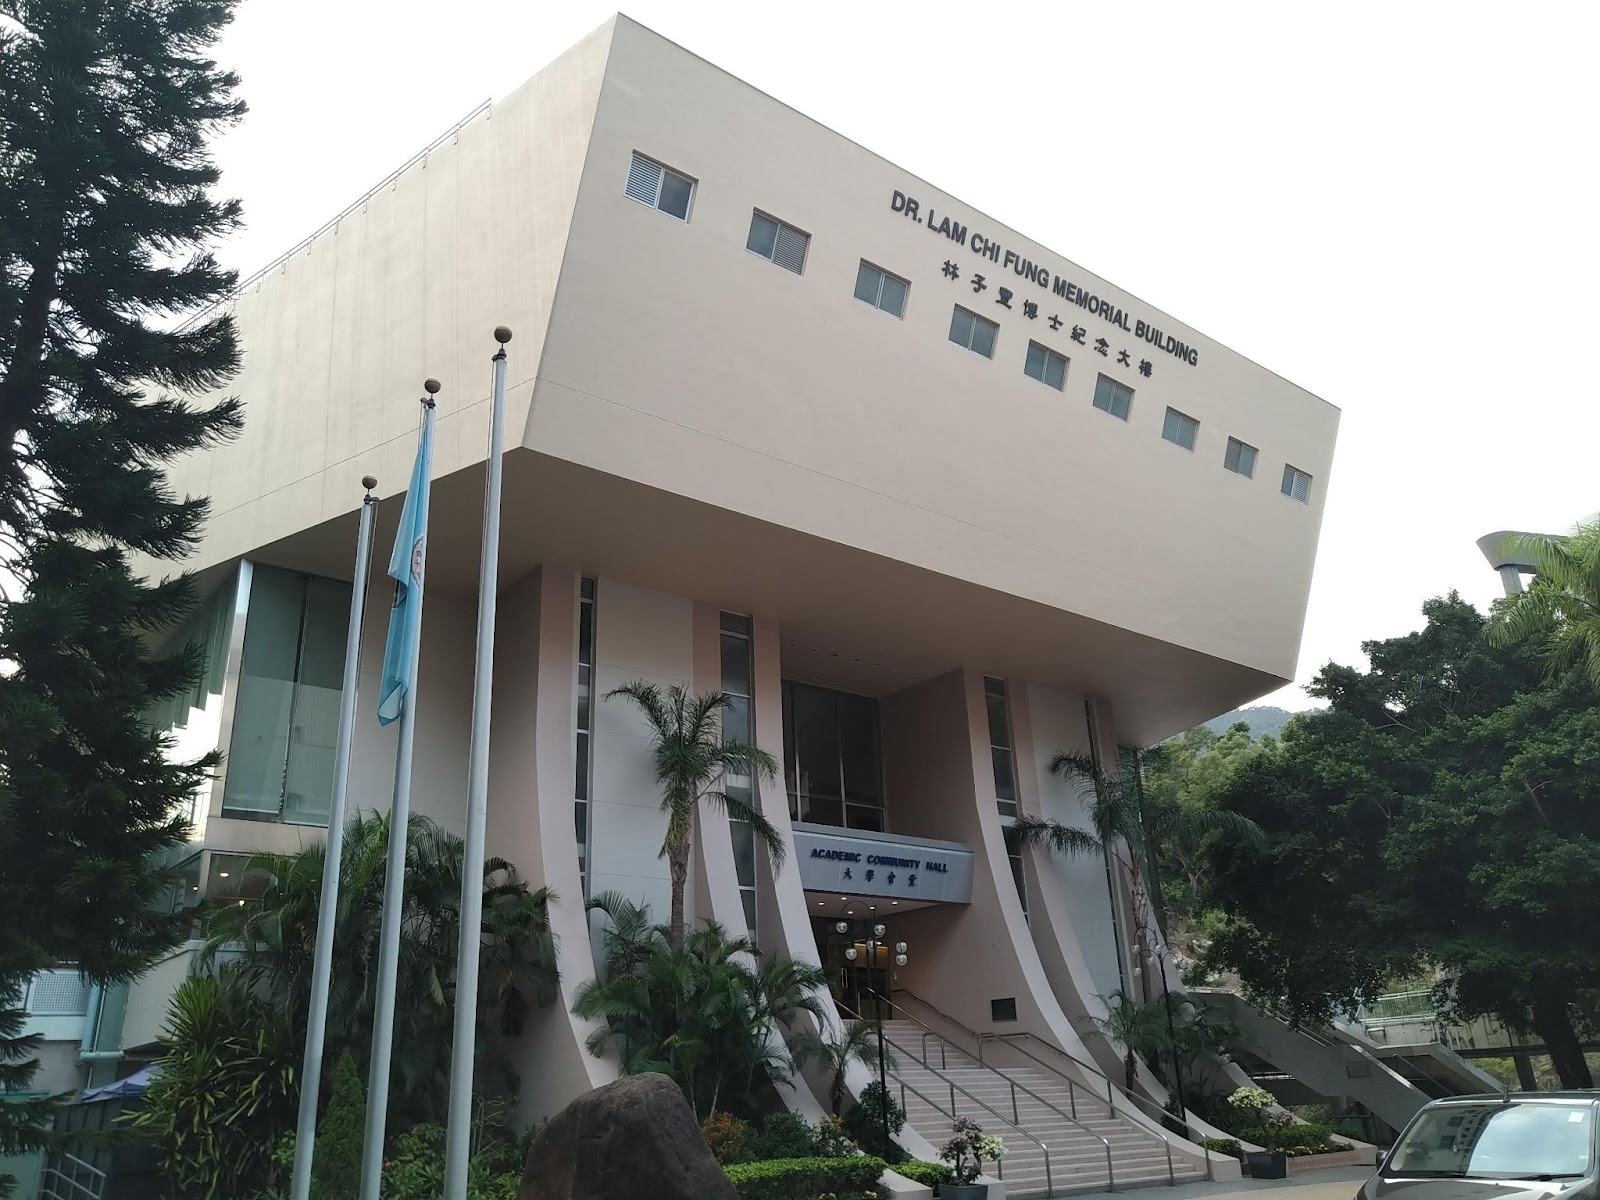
[573,893,828,1119]
[197,812,559,1127]
[0,2,246,1182]
[1194,594,1600,1087]
[604,681,784,950]
[1013,749,1265,969]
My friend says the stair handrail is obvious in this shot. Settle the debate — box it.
[883,1066,1045,1194]
[988,1033,1186,1185]
[838,998,1087,1196]
[893,989,1199,1186]
[870,991,1108,1128]
[896,987,1122,1097]
[864,994,1132,1178]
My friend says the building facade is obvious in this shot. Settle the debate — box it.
[106,15,1335,1187]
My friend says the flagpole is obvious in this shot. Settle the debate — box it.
[359,381,440,1200]
[443,327,512,1199]
[289,476,379,1200]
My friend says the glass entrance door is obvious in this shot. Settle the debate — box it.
[811,916,891,1019]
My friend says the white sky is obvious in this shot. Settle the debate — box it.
[208,1,1599,711]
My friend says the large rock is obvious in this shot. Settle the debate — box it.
[520,1072,738,1200]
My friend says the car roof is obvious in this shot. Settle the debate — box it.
[1426,1091,1600,1105]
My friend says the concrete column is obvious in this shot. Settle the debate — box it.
[486,567,618,1125]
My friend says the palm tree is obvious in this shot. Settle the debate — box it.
[605,681,785,950]
[1486,520,1600,686]
[198,812,558,1123]
[1090,990,1168,1091]
[793,1018,897,1116]
[1014,751,1265,975]
[573,893,829,1118]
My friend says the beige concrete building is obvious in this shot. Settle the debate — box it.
[91,15,1335,1196]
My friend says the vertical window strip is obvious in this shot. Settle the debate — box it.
[575,578,597,893]
[986,677,1027,918]
[720,612,758,938]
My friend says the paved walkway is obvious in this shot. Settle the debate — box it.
[1067,1165,1370,1200]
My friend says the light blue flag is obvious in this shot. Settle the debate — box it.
[378,414,434,725]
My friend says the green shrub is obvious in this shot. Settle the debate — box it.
[724,1156,886,1200]
[381,1121,522,1200]
[703,1111,752,1165]
[843,1083,906,1164]
[311,1052,365,1200]
[745,1111,820,1161]
[1201,1137,1243,1160]
[813,1114,856,1158]
[892,1160,954,1187]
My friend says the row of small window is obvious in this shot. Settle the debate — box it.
[955,307,1313,502]
[628,153,1314,505]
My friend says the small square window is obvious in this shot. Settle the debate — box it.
[1224,437,1257,478]
[1092,375,1133,420]
[1023,342,1068,390]
[854,261,908,317]
[991,997,1019,1022]
[624,152,694,220]
[949,305,997,358]
[747,211,809,274]
[1282,464,1313,503]
[1162,407,1199,451]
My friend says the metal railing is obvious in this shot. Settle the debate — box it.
[838,999,1086,1195]
[870,990,1101,1127]
[37,1153,108,1200]
[989,1034,1183,1184]
[892,989,1204,1184]
[844,998,1120,1196]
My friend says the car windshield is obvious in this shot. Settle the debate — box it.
[1389,1103,1594,1179]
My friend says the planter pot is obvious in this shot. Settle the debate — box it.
[940,1185,989,1200]
[1245,1151,1288,1179]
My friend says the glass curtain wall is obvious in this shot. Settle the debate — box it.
[720,613,757,935]
[781,681,884,831]
[221,565,352,824]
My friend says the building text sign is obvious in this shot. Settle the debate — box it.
[889,188,1199,370]
[794,824,974,904]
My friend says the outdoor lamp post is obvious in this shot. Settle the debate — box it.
[1147,944,1190,1138]
[836,911,906,1151]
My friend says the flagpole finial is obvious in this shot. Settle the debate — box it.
[422,378,441,409]
[362,474,378,494]
[493,326,512,345]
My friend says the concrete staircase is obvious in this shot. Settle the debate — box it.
[876,1019,1205,1198]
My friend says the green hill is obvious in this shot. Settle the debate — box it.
[1201,705,1300,739]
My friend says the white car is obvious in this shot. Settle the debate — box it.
[1361,1093,1598,1200]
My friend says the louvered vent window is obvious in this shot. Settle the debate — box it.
[25,970,90,1017]
[624,153,694,220]
[746,212,810,274]
[1281,464,1313,504]
[1224,437,1257,478]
